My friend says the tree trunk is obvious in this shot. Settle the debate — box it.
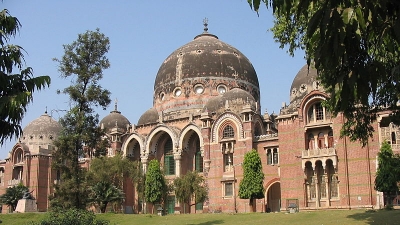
[385,192,392,206]
[101,202,108,213]
[249,198,254,212]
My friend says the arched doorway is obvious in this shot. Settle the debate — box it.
[265,182,281,212]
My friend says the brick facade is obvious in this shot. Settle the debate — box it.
[0,29,395,214]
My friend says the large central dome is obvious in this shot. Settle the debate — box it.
[152,27,260,116]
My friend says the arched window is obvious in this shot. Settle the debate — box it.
[14,149,23,164]
[254,125,261,137]
[222,125,234,139]
[307,102,329,124]
[164,138,175,175]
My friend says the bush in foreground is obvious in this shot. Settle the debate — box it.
[28,208,109,225]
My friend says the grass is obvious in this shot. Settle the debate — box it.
[0,209,399,225]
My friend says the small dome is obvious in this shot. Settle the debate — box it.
[222,88,255,103]
[289,64,321,104]
[203,95,223,113]
[203,88,256,116]
[100,105,130,133]
[137,108,158,125]
[22,113,61,141]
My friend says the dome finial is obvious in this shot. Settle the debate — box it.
[45,106,48,114]
[203,18,208,33]
[114,98,118,111]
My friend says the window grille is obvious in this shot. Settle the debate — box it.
[320,175,327,198]
[195,148,203,172]
[330,175,338,198]
[315,103,324,121]
[164,139,175,175]
[310,177,316,199]
[223,125,235,139]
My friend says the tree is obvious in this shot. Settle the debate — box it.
[51,28,111,209]
[173,170,208,213]
[144,159,168,214]
[248,0,400,145]
[375,141,400,206]
[87,154,145,212]
[0,9,50,145]
[87,154,142,189]
[0,183,29,211]
[238,149,264,212]
[88,181,125,213]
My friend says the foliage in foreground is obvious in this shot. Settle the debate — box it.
[145,159,168,213]
[248,0,400,145]
[0,9,50,145]
[51,28,111,210]
[28,208,109,225]
[375,141,400,206]
[0,208,400,225]
[88,181,125,213]
[238,149,264,212]
[0,183,29,211]
[173,170,208,213]
[87,154,144,213]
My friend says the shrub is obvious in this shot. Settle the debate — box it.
[28,208,109,225]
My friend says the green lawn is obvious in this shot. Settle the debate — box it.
[0,209,399,225]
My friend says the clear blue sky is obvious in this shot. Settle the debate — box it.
[1,0,306,158]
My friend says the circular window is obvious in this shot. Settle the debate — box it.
[159,92,165,101]
[194,84,204,94]
[300,84,307,93]
[217,85,227,94]
[174,88,182,97]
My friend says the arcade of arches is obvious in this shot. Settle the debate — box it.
[0,26,394,214]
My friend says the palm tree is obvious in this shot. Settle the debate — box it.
[89,181,125,213]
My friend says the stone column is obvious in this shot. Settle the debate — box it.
[314,168,320,208]
[174,154,182,177]
[325,175,329,207]
[141,157,148,173]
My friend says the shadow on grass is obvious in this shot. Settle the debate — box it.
[346,209,400,225]
[186,220,225,225]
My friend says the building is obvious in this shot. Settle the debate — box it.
[0,24,397,213]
